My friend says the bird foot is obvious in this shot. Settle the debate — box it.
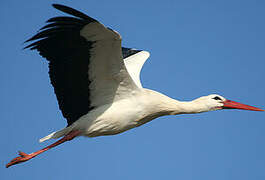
[6,151,35,168]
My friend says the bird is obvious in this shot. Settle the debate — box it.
[6,4,263,168]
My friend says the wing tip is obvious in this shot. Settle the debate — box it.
[141,51,150,58]
[51,3,95,21]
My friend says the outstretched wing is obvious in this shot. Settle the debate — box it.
[25,4,138,126]
[122,48,150,88]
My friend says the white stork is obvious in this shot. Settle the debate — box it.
[6,4,263,168]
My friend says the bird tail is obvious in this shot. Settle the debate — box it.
[39,126,74,143]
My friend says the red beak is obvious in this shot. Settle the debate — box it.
[222,100,264,111]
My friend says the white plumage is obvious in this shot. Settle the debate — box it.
[6,4,263,168]
[124,51,150,88]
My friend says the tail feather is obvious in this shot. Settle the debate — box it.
[39,132,56,143]
[39,126,74,143]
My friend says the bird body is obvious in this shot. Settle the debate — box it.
[42,89,178,140]
[6,4,263,168]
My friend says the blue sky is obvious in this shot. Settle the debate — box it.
[1,0,265,179]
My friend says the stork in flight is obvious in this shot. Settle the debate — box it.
[6,4,263,168]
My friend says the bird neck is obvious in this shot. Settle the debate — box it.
[163,97,209,115]
[144,89,211,116]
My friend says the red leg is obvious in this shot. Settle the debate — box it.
[6,130,80,168]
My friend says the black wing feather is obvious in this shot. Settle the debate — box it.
[52,4,92,20]
[25,4,97,126]
[122,47,141,59]
[46,16,87,24]
[39,22,79,30]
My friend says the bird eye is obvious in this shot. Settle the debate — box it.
[213,96,222,100]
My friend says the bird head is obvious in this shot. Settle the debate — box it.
[194,94,264,112]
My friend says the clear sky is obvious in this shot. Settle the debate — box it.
[1,0,265,179]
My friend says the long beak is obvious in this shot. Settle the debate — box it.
[222,100,264,111]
